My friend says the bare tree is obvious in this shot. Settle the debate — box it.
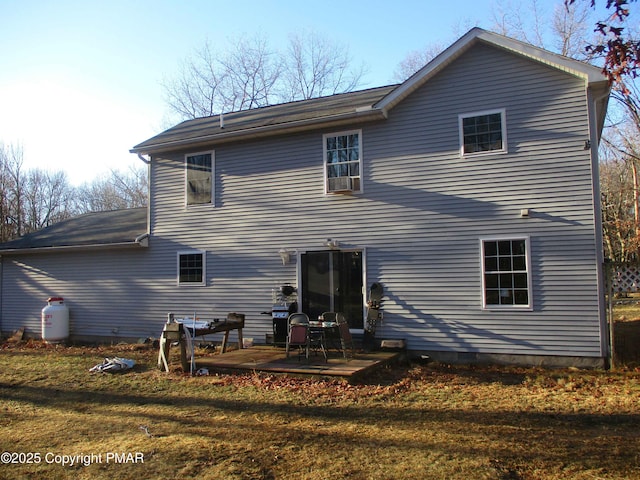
[76,177,127,212]
[108,165,148,209]
[0,142,148,242]
[392,44,445,83]
[22,169,75,233]
[492,0,549,48]
[0,144,9,241]
[75,165,148,213]
[598,76,640,258]
[600,146,639,261]
[282,30,366,101]
[567,0,639,85]
[220,34,282,111]
[163,31,366,121]
[163,34,283,120]
[392,2,594,88]
[0,143,77,241]
[491,0,595,58]
[487,1,640,260]
[2,143,26,239]
[163,41,226,119]
[552,1,594,58]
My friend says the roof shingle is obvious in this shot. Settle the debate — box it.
[0,208,147,253]
[131,85,397,154]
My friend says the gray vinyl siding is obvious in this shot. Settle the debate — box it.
[138,43,602,357]
[362,43,600,356]
[0,249,160,339]
[0,42,604,359]
[155,43,595,356]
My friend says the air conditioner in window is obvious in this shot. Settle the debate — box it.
[327,176,353,193]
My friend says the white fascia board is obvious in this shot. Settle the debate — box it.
[0,241,147,256]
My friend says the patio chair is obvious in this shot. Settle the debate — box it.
[288,313,309,325]
[286,313,310,360]
[320,312,337,322]
[336,312,354,359]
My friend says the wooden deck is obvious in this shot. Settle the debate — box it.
[187,345,402,379]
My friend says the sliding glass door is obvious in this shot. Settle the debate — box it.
[301,250,363,329]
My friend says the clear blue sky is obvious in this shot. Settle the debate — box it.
[0,0,610,184]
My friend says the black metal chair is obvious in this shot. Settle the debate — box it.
[288,313,309,326]
[286,313,310,360]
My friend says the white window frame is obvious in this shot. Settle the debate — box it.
[459,108,507,157]
[185,150,214,207]
[323,129,363,194]
[177,250,206,286]
[480,236,532,310]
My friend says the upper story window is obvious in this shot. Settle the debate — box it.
[323,130,362,193]
[177,250,206,286]
[481,237,531,309]
[185,151,213,205]
[459,109,507,156]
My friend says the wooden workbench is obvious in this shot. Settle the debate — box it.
[157,313,245,372]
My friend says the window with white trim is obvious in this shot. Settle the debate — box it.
[481,238,531,308]
[177,250,206,286]
[323,130,362,193]
[459,109,506,156]
[185,151,213,205]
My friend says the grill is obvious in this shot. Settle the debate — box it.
[265,285,297,345]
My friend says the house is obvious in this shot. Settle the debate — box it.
[0,28,610,367]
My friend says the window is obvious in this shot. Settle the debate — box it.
[459,109,506,156]
[185,152,213,205]
[177,250,206,286]
[481,238,531,309]
[323,130,362,193]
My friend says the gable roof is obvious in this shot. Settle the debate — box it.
[0,208,148,255]
[132,27,610,155]
[375,27,609,113]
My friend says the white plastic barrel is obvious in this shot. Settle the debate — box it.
[41,297,69,343]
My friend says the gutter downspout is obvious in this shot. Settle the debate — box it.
[136,153,152,243]
[588,85,612,367]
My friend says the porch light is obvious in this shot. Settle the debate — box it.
[324,238,339,249]
[278,248,292,265]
